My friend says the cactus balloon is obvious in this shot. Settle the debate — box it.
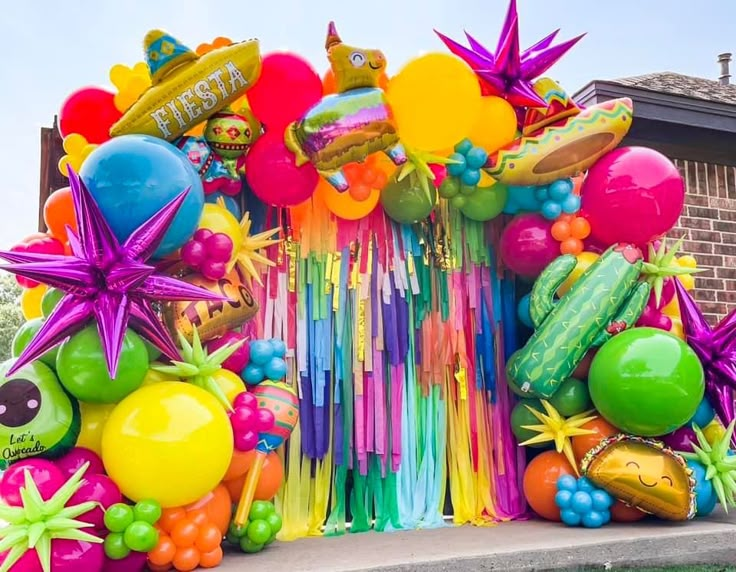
[507,244,650,398]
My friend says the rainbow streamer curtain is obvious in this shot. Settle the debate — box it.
[243,188,527,538]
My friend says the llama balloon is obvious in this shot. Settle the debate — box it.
[284,22,407,191]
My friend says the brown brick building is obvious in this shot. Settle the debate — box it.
[576,68,736,324]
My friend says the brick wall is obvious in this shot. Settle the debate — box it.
[671,159,736,324]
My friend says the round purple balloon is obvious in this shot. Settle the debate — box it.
[500,213,559,278]
[661,425,697,453]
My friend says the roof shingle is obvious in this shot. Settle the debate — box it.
[607,72,736,106]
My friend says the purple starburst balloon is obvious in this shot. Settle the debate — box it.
[675,279,736,445]
[0,169,224,378]
[435,0,585,108]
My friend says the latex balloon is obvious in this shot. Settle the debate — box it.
[589,328,704,436]
[223,451,284,503]
[455,182,508,222]
[196,203,243,266]
[661,425,698,453]
[59,87,122,144]
[43,187,78,242]
[77,402,115,457]
[571,417,620,464]
[499,213,559,279]
[316,179,380,221]
[20,284,47,320]
[380,172,436,224]
[581,147,685,246]
[548,378,591,417]
[523,451,575,521]
[510,400,546,447]
[12,319,58,370]
[556,252,599,297]
[0,360,80,467]
[468,96,517,154]
[56,326,149,404]
[101,383,233,507]
[582,436,695,521]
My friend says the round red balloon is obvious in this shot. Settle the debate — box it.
[245,131,318,206]
[581,147,684,246]
[500,213,559,278]
[59,87,122,144]
[247,53,322,129]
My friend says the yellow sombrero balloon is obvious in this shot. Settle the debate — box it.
[110,30,262,141]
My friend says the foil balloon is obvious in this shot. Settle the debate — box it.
[110,30,262,140]
[675,279,736,446]
[434,0,584,108]
[582,435,695,522]
[204,107,257,176]
[0,170,223,379]
[175,136,240,196]
[521,78,581,136]
[284,22,407,192]
[163,267,259,343]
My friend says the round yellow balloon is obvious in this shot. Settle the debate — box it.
[662,296,680,318]
[704,420,726,444]
[557,252,600,297]
[21,284,47,320]
[669,317,685,340]
[678,255,697,269]
[102,382,233,507]
[468,96,517,154]
[141,366,176,387]
[214,369,247,405]
[77,402,116,457]
[677,273,695,291]
[388,53,481,151]
[316,180,380,221]
[197,203,243,266]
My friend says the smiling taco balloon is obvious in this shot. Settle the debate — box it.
[581,435,695,521]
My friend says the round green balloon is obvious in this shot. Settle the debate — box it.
[41,288,64,318]
[380,173,436,224]
[549,378,591,417]
[589,328,704,436]
[0,359,80,466]
[56,326,149,404]
[12,319,58,369]
[458,183,508,222]
[510,399,547,448]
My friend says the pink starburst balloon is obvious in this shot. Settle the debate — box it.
[0,169,224,378]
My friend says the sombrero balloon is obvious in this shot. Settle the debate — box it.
[110,30,262,140]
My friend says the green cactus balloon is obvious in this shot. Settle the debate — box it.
[507,244,650,399]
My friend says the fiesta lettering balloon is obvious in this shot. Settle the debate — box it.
[284,22,407,191]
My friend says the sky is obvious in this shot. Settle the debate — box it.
[1,0,734,247]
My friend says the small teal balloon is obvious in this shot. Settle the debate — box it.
[80,135,204,259]
[249,340,274,366]
[534,186,549,202]
[541,201,562,220]
[465,147,488,170]
[447,153,467,176]
[461,168,481,186]
[454,139,473,155]
[269,339,286,358]
[571,491,593,514]
[557,475,578,493]
[600,510,611,524]
[206,192,242,220]
[548,179,573,201]
[561,194,581,214]
[555,490,573,509]
[517,294,534,329]
[560,509,581,526]
[581,511,605,528]
[576,477,596,493]
[590,490,613,512]
[264,357,287,380]
[689,398,715,428]
[242,364,265,385]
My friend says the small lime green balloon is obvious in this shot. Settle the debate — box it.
[549,378,591,417]
[41,288,64,318]
[510,399,547,448]
[589,328,704,436]
[12,318,58,369]
[459,182,508,222]
[56,326,149,404]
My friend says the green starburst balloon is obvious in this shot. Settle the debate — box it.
[152,326,245,410]
[681,421,736,510]
[641,237,702,306]
[0,462,102,572]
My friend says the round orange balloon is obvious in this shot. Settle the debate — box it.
[224,452,283,503]
[223,449,255,481]
[194,485,232,535]
[43,187,77,242]
[571,417,619,463]
[316,180,380,221]
[522,451,575,521]
[611,500,648,522]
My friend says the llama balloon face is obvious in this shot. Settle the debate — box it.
[284,22,406,192]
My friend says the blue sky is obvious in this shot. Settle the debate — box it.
[1,0,734,246]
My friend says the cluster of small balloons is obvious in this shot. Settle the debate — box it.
[242,339,288,385]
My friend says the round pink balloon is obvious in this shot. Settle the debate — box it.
[245,132,318,206]
[500,213,559,278]
[0,459,65,506]
[102,550,147,572]
[207,331,250,373]
[56,447,105,478]
[68,474,122,529]
[581,147,684,246]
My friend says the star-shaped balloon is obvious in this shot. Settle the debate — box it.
[680,421,736,510]
[675,279,736,445]
[0,169,224,378]
[435,0,585,108]
[227,212,281,287]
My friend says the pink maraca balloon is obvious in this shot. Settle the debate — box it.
[500,213,559,278]
[56,447,105,478]
[0,459,65,506]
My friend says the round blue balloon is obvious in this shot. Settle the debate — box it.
[242,363,265,385]
[571,491,593,514]
[249,340,274,366]
[505,186,541,215]
[582,511,605,528]
[541,201,562,220]
[461,168,481,186]
[454,139,473,155]
[600,510,611,524]
[590,490,613,512]
[269,339,287,358]
[561,194,581,214]
[689,397,715,429]
[534,186,549,202]
[80,135,204,259]
[555,490,573,509]
[206,192,241,220]
[465,147,488,170]
[264,357,288,380]
[560,509,582,526]
[576,477,596,493]
[517,294,534,329]
[447,154,467,177]
[687,460,716,516]
[548,179,573,201]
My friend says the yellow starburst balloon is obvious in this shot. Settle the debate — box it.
[520,400,597,475]
[228,212,282,286]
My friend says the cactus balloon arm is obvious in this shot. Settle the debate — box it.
[591,281,651,347]
[530,255,577,329]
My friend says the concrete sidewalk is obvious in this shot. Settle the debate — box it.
[221,511,736,571]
